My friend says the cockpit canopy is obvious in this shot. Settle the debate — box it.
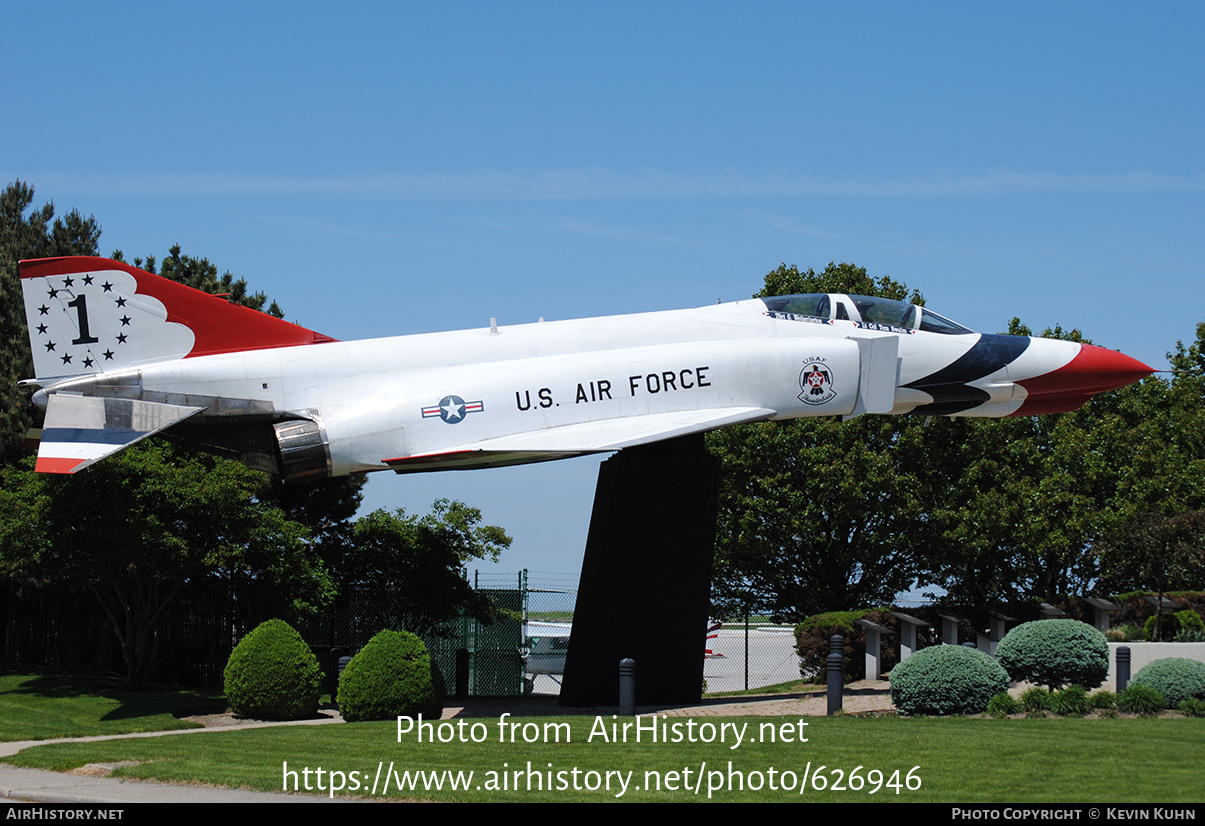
[760,294,973,335]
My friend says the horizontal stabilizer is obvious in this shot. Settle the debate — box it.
[36,394,203,474]
[385,407,774,473]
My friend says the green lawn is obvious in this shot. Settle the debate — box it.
[5,714,1203,802]
[0,673,226,741]
[2,673,1202,803]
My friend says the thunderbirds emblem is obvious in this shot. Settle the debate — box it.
[798,359,836,405]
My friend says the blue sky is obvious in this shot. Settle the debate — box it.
[5,2,1203,580]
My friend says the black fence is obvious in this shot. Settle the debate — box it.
[0,572,555,696]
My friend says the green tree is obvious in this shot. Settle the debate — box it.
[0,442,330,688]
[0,180,101,463]
[0,188,357,685]
[1092,318,1205,614]
[921,397,1108,603]
[709,415,927,619]
[112,245,284,317]
[917,319,1179,604]
[911,415,1033,604]
[330,501,512,638]
[758,261,920,304]
[706,263,930,619]
[1170,317,1205,381]
[1095,510,1205,638]
[705,262,1198,615]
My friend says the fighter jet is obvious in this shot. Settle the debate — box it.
[19,256,1152,480]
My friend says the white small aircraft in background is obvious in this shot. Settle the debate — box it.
[19,256,1152,480]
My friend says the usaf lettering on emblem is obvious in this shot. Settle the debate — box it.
[798,359,836,405]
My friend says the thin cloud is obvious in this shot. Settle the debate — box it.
[256,214,402,241]
[25,168,1205,202]
[768,219,840,238]
[544,218,685,244]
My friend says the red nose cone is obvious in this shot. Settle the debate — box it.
[1014,343,1153,415]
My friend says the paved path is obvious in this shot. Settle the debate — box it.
[1,682,893,803]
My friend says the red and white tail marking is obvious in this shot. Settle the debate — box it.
[20,256,334,381]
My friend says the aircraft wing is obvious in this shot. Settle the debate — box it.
[384,406,775,473]
[34,394,204,474]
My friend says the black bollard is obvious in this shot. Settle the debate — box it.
[619,658,636,716]
[456,648,470,700]
[1116,646,1131,692]
[827,635,844,716]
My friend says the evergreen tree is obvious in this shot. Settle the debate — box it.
[0,181,100,463]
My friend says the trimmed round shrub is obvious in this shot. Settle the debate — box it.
[1176,610,1205,634]
[995,620,1109,689]
[1144,613,1180,641]
[338,630,445,722]
[1130,658,1205,709]
[1117,683,1166,716]
[889,645,1009,715]
[224,619,321,720]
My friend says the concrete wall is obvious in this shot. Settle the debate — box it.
[1105,642,1205,691]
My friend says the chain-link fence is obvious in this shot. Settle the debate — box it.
[702,618,803,693]
[518,571,577,696]
[461,570,574,696]
[463,574,810,697]
[473,574,806,697]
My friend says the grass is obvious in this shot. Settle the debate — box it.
[2,673,1203,802]
[0,672,226,742]
[5,716,1203,802]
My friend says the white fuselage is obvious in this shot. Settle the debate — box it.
[82,298,1042,475]
[21,256,1154,479]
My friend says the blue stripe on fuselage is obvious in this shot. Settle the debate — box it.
[905,334,1030,415]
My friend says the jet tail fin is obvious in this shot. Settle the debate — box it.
[20,256,335,382]
[36,394,203,473]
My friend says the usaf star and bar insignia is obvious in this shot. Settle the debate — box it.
[421,395,485,424]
